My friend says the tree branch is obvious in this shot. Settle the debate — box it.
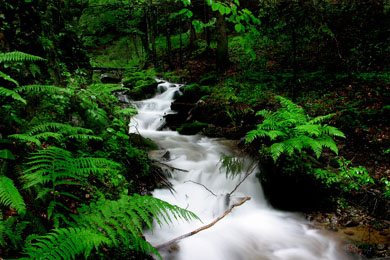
[154,197,251,250]
[184,180,217,197]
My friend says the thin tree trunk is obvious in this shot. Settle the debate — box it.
[179,11,183,67]
[216,12,229,71]
[165,5,172,69]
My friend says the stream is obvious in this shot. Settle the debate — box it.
[129,80,355,260]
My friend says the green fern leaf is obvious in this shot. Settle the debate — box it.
[8,134,41,146]
[0,71,19,86]
[22,228,110,260]
[0,176,26,216]
[317,136,339,154]
[308,113,335,124]
[0,87,27,104]
[295,124,321,137]
[0,51,45,63]
[73,194,199,257]
[270,142,285,162]
[320,125,346,138]
[16,85,71,95]
[67,134,103,141]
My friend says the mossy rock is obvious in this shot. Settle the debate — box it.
[177,121,209,135]
[175,84,211,103]
[129,133,159,151]
[123,78,157,100]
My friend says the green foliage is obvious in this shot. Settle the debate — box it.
[312,158,374,192]
[246,96,345,161]
[0,176,26,216]
[381,178,390,198]
[0,86,27,104]
[16,85,71,95]
[72,194,200,258]
[23,146,121,190]
[0,216,29,249]
[22,147,121,223]
[0,51,46,63]
[21,228,110,260]
[10,122,102,147]
[218,154,243,179]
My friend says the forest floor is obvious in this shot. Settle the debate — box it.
[90,44,390,258]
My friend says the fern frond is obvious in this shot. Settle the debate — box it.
[300,136,323,158]
[0,71,19,86]
[219,154,244,178]
[317,136,339,154]
[67,134,103,141]
[21,228,110,260]
[16,85,71,95]
[320,125,346,138]
[270,142,286,162]
[33,132,63,141]
[115,107,138,117]
[28,122,93,135]
[0,176,26,216]
[0,51,45,63]
[308,113,335,124]
[73,194,199,256]
[245,130,259,143]
[0,87,26,104]
[8,134,41,146]
[88,84,128,94]
[295,124,321,137]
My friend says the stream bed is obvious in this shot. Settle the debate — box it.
[129,80,355,260]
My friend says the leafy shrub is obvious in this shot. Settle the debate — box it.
[312,157,374,192]
[246,96,345,161]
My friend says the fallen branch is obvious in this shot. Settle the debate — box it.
[184,180,217,197]
[152,161,189,172]
[228,163,257,198]
[154,197,251,250]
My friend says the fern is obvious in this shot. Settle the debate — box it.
[16,85,72,95]
[219,154,244,178]
[10,122,102,146]
[0,71,19,86]
[0,87,27,104]
[72,194,200,258]
[8,134,41,146]
[20,228,110,260]
[0,217,29,248]
[28,122,93,135]
[23,146,120,192]
[246,95,345,161]
[0,176,26,216]
[0,51,45,63]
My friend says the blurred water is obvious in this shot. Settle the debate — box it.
[130,80,353,260]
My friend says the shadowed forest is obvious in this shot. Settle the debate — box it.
[0,0,389,259]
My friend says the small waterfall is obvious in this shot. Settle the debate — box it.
[130,80,354,260]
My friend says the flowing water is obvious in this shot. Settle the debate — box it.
[130,80,354,260]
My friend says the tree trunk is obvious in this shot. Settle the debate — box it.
[165,6,172,69]
[216,12,229,71]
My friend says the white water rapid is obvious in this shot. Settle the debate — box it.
[129,80,354,260]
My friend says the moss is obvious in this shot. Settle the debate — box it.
[177,121,209,135]
[129,133,159,151]
[122,71,158,100]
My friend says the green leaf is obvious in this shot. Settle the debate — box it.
[235,23,242,33]
[0,149,15,160]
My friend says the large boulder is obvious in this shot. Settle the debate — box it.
[122,73,158,100]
